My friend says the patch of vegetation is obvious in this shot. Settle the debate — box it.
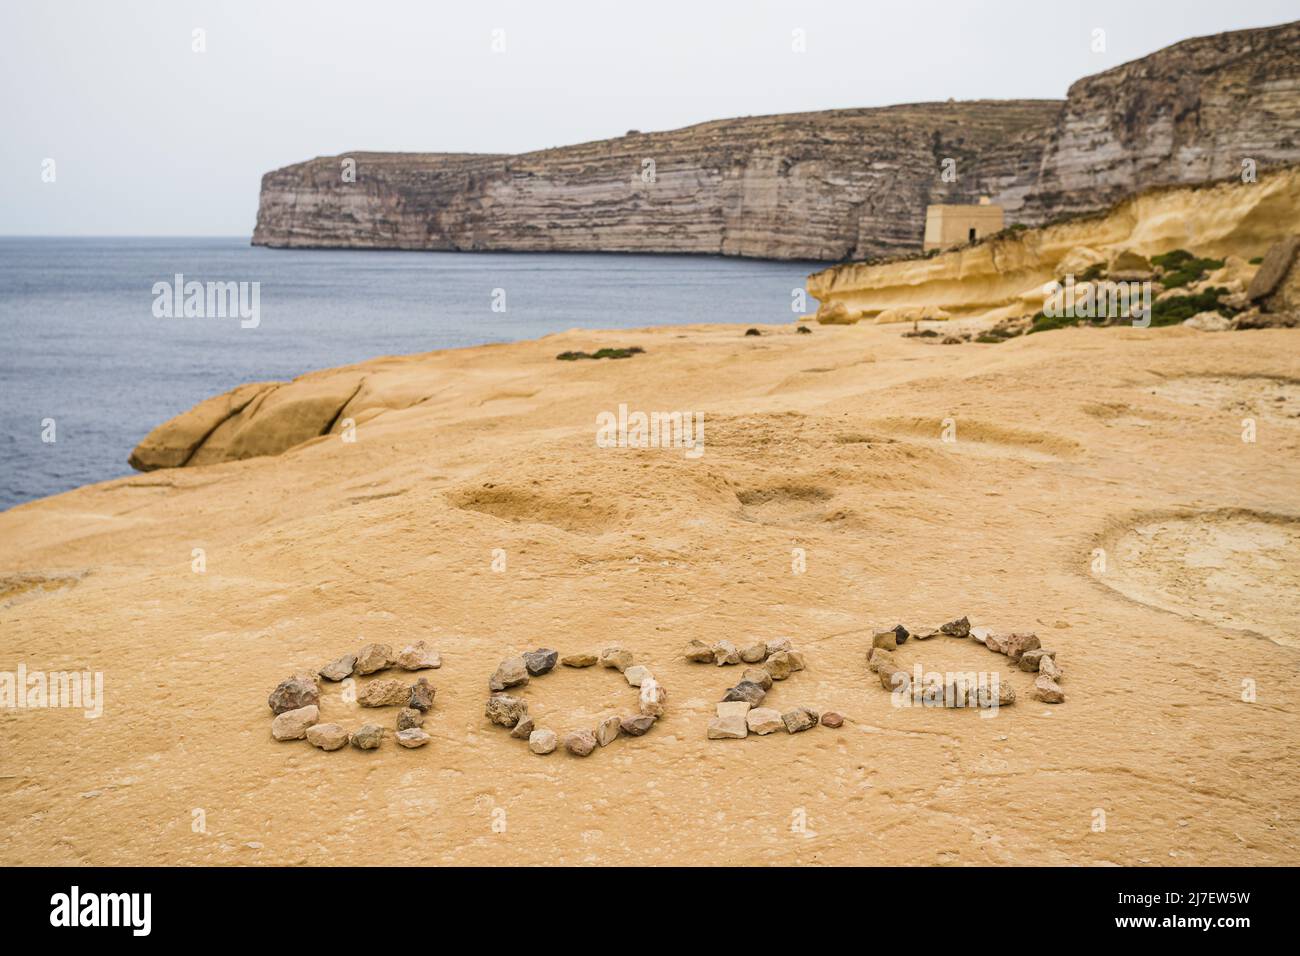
[1151,248,1224,289]
[556,346,645,361]
[1149,287,1236,327]
[1249,256,1264,265]
[796,325,812,334]
[1080,262,1107,282]
[975,326,1021,344]
[744,328,762,336]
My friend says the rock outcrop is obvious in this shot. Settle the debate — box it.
[251,22,1300,262]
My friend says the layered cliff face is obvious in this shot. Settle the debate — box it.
[252,22,1300,262]
[1018,20,1300,225]
[806,165,1300,323]
[253,102,1060,261]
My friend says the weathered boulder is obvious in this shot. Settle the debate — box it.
[765,637,792,656]
[565,730,597,756]
[561,652,598,667]
[868,648,895,674]
[522,648,559,676]
[765,650,796,680]
[984,632,1008,654]
[1018,648,1057,672]
[1184,311,1233,332]
[782,707,820,733]
[742,666,773,689]
[271,704,319,740]
[127,380,276,471]
[408,677,435,711]
[1039,655,1064,682]
[355,643,394,675]
[396,641,441,670]
[350,724,384,750]
[485,695,528,728]
[318,654,356,683]
[639,678,667,717]
[488,656,529,691]
[529,728,558,754]
[305,722,349,751]
[358,678,410,707]
[746,707,784,735]
[396,728,431,748]
[708,708,749,739]
[1246,236,1300,302]
[268,674,320,715]
[871,629,898,652]
[739,641,768,663]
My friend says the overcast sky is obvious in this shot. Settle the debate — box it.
[2,0,1295,236]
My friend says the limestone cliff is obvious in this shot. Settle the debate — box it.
[806,165,1300,324]
[252,21,1300,261]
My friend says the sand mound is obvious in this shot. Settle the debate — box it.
[1099,510,1300,646]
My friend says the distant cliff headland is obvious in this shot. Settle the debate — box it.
[253,21,1300,262]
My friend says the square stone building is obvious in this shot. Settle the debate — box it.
[923,197,1005,252]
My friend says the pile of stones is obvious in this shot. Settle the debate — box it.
[685,637,842,739]
[268,640,441,752]
[484,645,666,757]
[867,617,1065,705]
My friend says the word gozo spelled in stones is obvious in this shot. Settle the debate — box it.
[686,637,836,739]
[268,640,441,752]
[485,645,666,757]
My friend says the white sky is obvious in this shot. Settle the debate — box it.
[2,0,1295,236]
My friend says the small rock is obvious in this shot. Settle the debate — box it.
[488,656,529,691]
[1039,655,1064,681]
[1018,648,1057,672]
[995,678,1016,706]
[318,654,356,683]
[565,730,597,756]
[485,695,528,728]
[529,728,558,754]
[723,680,766,706]
[941,616,971,638]
[358,678,410,708]
[739,641,768,663]
[396,707,424,731]
[355,643,394,675]
[620,714,656,736]
[350,724,384,750]
[970,626,991,646]
[623,664,653,687]
[1004,632,1041,662]
[396,640,441,671]
[639,678,666,717]
[745,707,784,735]
[821,711,844,728]
[786,650,807,672]
[911,628,940,641]
[765,637,792,656]
[742,666,773,689]
[684,640,715,663]
[712,640,741,666]
[600,646,634,672]
[268,674,320,715]
[872,629,898,652]
[765,650,795,680]
[717,701,751,719]
[561,652,598,668]
[1033,675,1065,704]
[305,722,348,751]
[891,624,910,645]
[708,713,748,739]
[408,677,435,711]
[1183,311,1233,332]
[867,649,895,673]
[984,632,1008,654]
[596,715,622,746]
[782,707,819,733]
[879,666,911,693]
[271,704,319,741]
[510,715,536,739]
[522,648,559,676]
[396,728,430,748]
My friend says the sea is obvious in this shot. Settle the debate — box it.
[0,238,822,510]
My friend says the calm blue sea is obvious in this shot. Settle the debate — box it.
[0,238,820,509]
